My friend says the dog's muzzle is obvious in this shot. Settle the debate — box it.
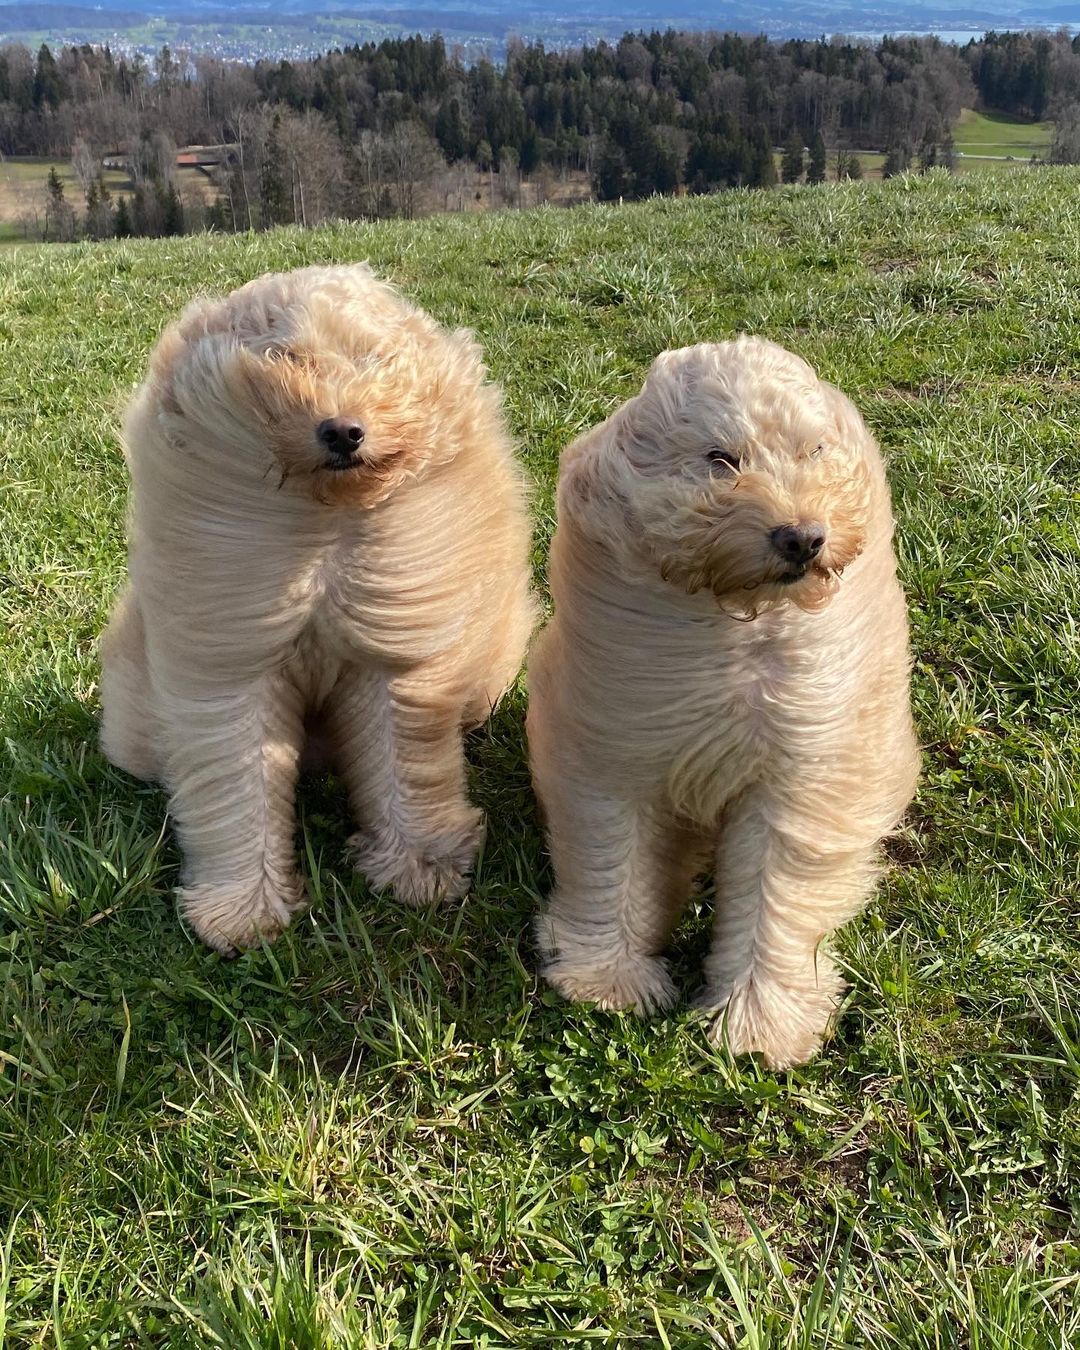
[317,417,366,470]
[770,522,825,567]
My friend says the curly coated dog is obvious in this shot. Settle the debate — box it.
[101,263,535,953]
[528,338,918,1067]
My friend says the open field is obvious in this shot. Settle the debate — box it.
[0,156,214,241]
[849,151,886,178]
[831,110,1055,181]
[2,174,1080,1345]
[0,155,131,215]
[954,107,1054,161]
[0,155,590,242]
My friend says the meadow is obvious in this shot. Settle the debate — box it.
[1,170,1079,1346]
[952,108,1054,161]
[0,156,219,245]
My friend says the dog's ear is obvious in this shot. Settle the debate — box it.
[643,348,693,389]
[613,352,701,477]
[643,345,712,402]
[449,327,486,371]
[820,379,892,491]
[145,322,188,417]
[557,423,606,519]
[419,327,492,421]
[822,381,876,455]
[557,414,640,544]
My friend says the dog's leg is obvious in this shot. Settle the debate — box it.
[535,786,705,1015]
[327,668,484,906]
[163,674,308,954]
[99,586,161,782]
[699,786,876,1068]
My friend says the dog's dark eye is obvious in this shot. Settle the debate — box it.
[266,345,303,365]
[706,448,740,472]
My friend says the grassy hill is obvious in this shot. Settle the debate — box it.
[2,172,1080,1345]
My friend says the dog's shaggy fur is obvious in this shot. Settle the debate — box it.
[528,338,919,1067]
[100,263,535,953]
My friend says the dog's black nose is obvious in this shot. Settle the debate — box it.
[771,522,826,566]
[317,417,365,455]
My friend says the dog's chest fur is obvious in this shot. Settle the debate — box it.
[663,616,822,823]
[299,541,463,670]
[285,498,481,686]
[570,585,863,828]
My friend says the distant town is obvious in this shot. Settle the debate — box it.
[2,1,1080,66]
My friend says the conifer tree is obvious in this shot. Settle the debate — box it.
[781,130,804,183]
[807,132,827,185]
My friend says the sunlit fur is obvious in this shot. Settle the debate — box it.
[528,338,919,1068]
[100,263,535,953]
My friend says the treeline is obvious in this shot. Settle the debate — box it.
[4,27,1080,240]
[969,29,1080,120]
[969,29,1080,163]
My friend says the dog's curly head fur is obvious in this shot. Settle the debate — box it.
[561,337,883,615]
[139,263,497,508]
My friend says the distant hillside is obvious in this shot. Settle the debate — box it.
[4,26,1072,246]
[6,0,1078,20]
[2,0,1080,59]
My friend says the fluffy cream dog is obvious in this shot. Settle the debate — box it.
[528,338,918,1067]
[100,263,535,953]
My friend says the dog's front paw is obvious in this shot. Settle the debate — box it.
[543,953,677,1016]
[696,965,844,1069]
[536,911,676,1014]
[349,812,484,906]
[179,874,307,954]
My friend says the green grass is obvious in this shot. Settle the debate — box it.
[954,108,1054,161]
[853,151,886,178]
[0,156,73,181]
[2,172,1080,1346]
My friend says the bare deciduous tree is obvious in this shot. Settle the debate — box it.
[70,135,96,192]
[278,108,343,227]
[498,145,520,209]
[384,121,442,220]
